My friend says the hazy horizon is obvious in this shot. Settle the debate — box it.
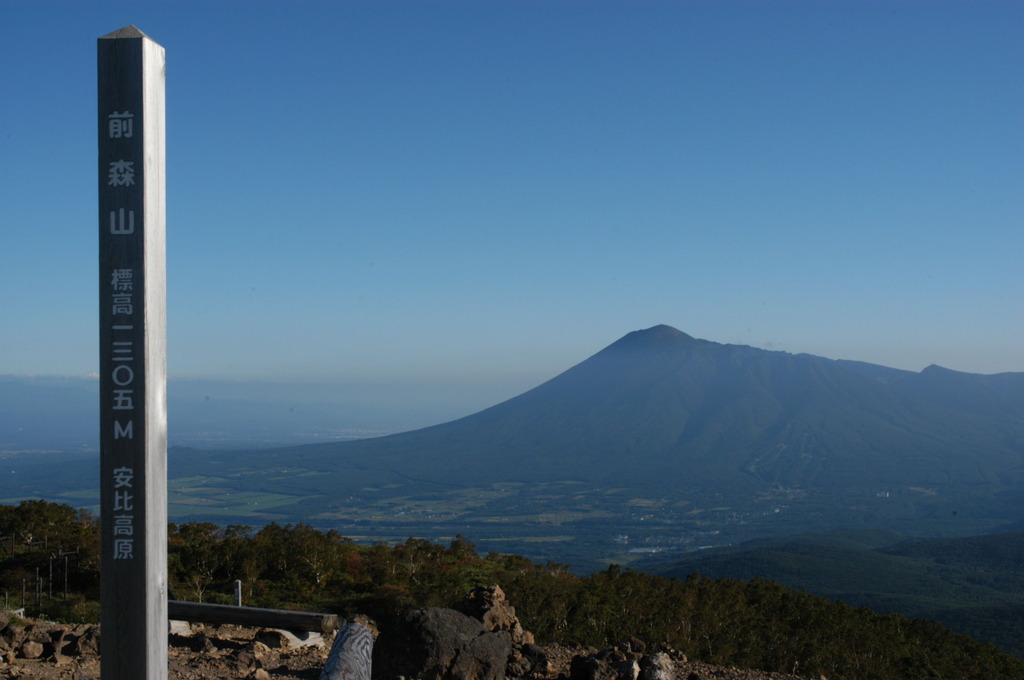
[4,323,1023,457]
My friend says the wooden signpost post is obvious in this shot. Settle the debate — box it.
[98,25,168,680]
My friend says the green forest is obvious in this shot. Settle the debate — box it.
[1,500,1022,680]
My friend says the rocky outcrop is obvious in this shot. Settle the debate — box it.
[455,585,533,646]
[375,585,536,680]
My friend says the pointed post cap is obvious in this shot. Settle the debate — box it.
[100,25,151,40]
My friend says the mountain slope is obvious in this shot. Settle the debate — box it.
[251,324,1024,497]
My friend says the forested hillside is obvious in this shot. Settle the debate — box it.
[646,529,1024,657]
[1,501,1022,680]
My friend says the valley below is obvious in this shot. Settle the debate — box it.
[4,445,1017,574]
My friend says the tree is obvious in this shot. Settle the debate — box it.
[169,522,224,602]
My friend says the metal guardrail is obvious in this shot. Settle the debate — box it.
[168,600,339,634]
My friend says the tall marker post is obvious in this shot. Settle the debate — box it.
[98,26,168,680]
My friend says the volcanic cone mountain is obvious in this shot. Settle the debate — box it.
[264,325,1024,506]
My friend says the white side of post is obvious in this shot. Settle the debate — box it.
[141,30,169,678]
[98,25,168,680]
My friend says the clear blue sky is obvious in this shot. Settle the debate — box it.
[2,1,1022,409]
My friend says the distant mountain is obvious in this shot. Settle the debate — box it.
[4,325,1024,569]
[643,529,1024,657]
[240,324,1024,498]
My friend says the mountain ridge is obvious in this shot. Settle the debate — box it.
[279,324,1024,496]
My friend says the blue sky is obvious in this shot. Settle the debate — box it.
[2,1,1022,413]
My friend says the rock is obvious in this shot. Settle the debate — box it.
[0,622,14,651]
[283,629,325,648]
[255,628,291,649]
[235,648,260,676]
[0,623,16,650]
[523,642,549,671]
[456,584,537,649]
[347,613,380,637]
[613,659,640,680]
[66,625,100,656]
[253,669,272,680]
[44,628,69,664]
[22,624,51,645]
[595,647,627,663]
[570,655,619,680]
[457,585,518,633]
[571,648,677,680]
[225,639,272,675]
[255,627,325,649]
[50,652,72,666]
[169,619,193,636]
[375,608,484,680]
[253,626,290,647]
[511,620,535,646]
[507,642,548,677]
[244,640,275,666]
[449,630,512,680]
[19,639,45,659]
[192,633,218,653]
[639,652,675,680]
[617,637,646,655]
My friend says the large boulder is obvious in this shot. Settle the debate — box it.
[375,608,483,680]
[448,630,512,680]
[373,588,546,680]
[375,607,513,680]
